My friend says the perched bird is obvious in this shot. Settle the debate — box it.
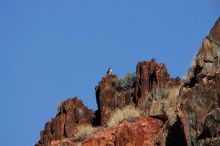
[106,67,113,75]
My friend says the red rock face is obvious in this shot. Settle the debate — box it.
[95,60,180,126]
[135,59,180,109]
[96,74,135,126]
[45,117,164,146]
[82,117,163,146]
[36,97,95,146]
[36,17,220,146]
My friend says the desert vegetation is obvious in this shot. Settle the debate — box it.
[61,141,70,146]
[107,105,143,127]
[72,124,100,141]
[113,73,136,90]
[148,86,180,101]
[148,86,181,122]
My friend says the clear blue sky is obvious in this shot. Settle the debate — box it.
[0,0,219,146]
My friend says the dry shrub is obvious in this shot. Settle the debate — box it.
[114,73,136,90]
[163,86,180,99]
[107,105,143,127]
[149,86,180,101]
[61,141,70,146]
[72,124,100,141]
[148,86,181,124]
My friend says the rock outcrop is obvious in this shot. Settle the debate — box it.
[37,60,177,145]
[95,60,180,126]
[179,17,220,145]
[36,97,95,146]
[82,117,163,146]
[44,117,164,146]
[36,17,220,146]
[95,74,135,126]
[135,59,180,111]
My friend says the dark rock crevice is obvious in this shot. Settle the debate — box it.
[197,127,212,141]
[166,117,187,146]
[204,59,215,64]
[149,71,158,90]
[189,65,203,88]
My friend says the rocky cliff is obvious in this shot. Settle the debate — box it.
[179,18,220,146]
[36,98,95,146]
[36,17,220,146]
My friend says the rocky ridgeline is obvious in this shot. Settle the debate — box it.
[36,17,220,146]
[179,18,220,146]
[36,98,95,146]
[95,59,180,126]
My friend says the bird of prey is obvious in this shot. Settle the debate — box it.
[106,67,112,75]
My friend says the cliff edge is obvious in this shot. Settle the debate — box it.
[36,17,220,146]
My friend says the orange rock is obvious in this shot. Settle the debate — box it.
[82,117,163,146]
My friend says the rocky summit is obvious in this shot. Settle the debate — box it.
[36,17,220,146]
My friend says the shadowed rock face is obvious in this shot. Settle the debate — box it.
[95,74,135,126]
[95,62,180,126]
[36,97,95,146]
[203,108,220,137]
[136,59,180,98]
[135,59,180,110]
[136,59,172,100]
[179,17,220,146]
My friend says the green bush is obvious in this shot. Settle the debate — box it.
[114,73,136,90]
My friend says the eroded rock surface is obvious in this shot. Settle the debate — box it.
[36,17,220,146]
[135,59,180,111]
[179,17,220,145]
[95,74,135,126]
[36,97,95,146]
[198,138,220,146]
[46,117,164,146]
[95,60,180,126]
[82,117,163,146]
